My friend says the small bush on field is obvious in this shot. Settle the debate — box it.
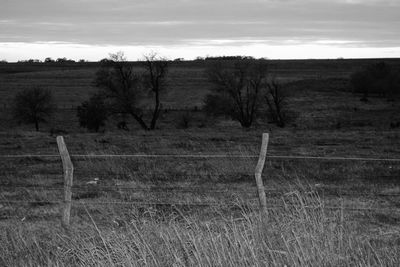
[350,61,400,101]
[77,94,108,132]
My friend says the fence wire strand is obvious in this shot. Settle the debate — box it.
[1,153,400,161]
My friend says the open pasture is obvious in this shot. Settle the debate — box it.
[1,58,399,109]
[0,59,400,266]
[1,127,400,266]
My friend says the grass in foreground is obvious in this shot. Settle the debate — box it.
[1,190,399,267]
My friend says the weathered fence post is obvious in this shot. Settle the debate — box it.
[56,136,74,229]
[255,133,269,214]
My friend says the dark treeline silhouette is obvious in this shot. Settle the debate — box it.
[16,57,86,64]
[195,56,258,61]
[17,59,42,63]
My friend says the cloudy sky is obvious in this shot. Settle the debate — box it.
[0,0,399,61]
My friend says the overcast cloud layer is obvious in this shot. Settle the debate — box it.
[0,0,399,60]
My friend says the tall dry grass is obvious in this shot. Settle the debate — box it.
[1,189,398,266]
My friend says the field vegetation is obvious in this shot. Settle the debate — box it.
[0,58,400,266]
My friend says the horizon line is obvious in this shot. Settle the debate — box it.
[2,57,400,64]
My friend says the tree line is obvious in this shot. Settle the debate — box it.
[1,55,264,64]
[11,54,399,132]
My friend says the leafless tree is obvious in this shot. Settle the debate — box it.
[265,79,289,127]
[142,53,168,130]
[205,60,268,128]
[94,52,149,130]
[94,52,169,130]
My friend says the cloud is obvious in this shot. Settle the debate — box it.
[0,0,399,59]
[339,0,399,5]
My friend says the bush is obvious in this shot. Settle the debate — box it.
[77,94,108,132]
[350,62,400,101]
[13,87,55,131]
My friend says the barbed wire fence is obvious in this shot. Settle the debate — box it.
[1,134,400,227]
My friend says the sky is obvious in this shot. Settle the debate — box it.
[0,0,399,61]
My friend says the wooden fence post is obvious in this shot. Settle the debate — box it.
[56,136,74,229]
[255,133,269,214]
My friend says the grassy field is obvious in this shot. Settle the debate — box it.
[0,59,400,266]
[1,58,399,109]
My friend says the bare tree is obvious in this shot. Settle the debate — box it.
[142,53,168,130]
[265,79,289,127]
[13,87,55,131]
[205,60,268,128]
[94,52,149,130]
[94,52,169,130]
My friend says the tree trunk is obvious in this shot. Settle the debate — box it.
[150,91,160,130]
[130,112,149,130]
[35,120,39,131]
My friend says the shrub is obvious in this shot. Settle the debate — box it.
[77,94,108,132]
[350,62,400,101]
